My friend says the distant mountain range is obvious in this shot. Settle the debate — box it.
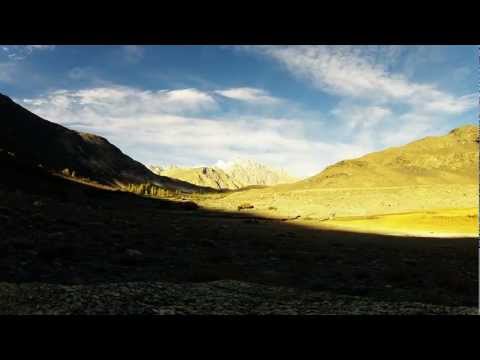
[148,159,298,190]
[2,91,477,196]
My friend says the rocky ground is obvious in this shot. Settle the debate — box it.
[1,280,476,315]
[198,184,478,221]
[0,172,477,314]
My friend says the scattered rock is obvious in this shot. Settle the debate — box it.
[125,249,143,257]
[238,203,254,211]
[1,280,474,315]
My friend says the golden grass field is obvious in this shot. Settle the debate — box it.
[318,208,478,238]
[193,184,479,238]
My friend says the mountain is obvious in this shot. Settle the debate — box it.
[148,165,243,190]
[298,125,479,189]
[216,159,299,187]
[202,125,478,225]
[0,93,209,193]
[148,159,298,190]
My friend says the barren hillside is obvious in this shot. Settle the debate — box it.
[298,125,478,189]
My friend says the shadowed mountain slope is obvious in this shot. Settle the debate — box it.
[0,93,212,193]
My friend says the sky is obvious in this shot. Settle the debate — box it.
[0,45,477,177]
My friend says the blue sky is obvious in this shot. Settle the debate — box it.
[0,45,477,177]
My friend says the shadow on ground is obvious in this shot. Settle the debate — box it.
[0,152,477,308]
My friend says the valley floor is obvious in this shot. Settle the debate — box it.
[1,280,476,315]
[0,176,478,314]
[321,208,478,238]
[195,184,479,238]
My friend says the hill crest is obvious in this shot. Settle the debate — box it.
[298,124,479,188]
[0,93,211,193]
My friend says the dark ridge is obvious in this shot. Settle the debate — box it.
[0,93,215,193]
[0,93,14,105]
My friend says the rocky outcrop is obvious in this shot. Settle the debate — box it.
[149,165,243,190]
[1,280,475,315]
[216,159,298,187]
[149,159,298,190]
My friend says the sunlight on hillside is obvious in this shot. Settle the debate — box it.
[322,208,479,237]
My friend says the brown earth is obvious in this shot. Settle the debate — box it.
[0,155,477,312]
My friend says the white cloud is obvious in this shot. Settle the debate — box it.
[378,113,444,147]
[417,93,477,114]
[18,85,371,177]
[332,104,392,130]
[25,45,55,51]
[1,45,55,61]
[214,87,282,105]
[236,45,476,157]
[242,45,476,115]
[21,86,217,119]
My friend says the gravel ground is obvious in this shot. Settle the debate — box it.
[201,184,478,219]
[1,280,477,315]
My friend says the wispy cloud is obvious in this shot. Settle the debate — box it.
[25,45,55,51]
[331,104,392,131]
[18,85,369,177]
[237,45,476,153]
[21,86,217,116]
[241,45,476,115]
[1,45,55,61]
[10,46,475,178]
[214,87,282,105]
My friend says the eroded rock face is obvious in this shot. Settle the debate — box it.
[149,165,243,190]
[148,159,298,190]
[216,159,298,187]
